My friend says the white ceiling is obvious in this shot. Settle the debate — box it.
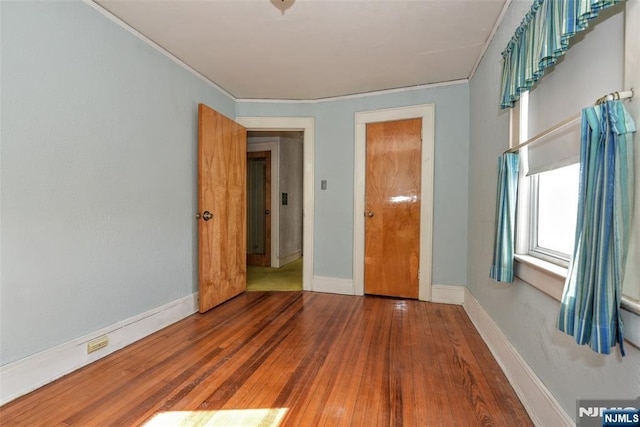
[94,0,508,100]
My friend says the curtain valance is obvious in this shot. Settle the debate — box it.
[500,0,624,109]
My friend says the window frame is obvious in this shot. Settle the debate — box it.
[513,92,576,269]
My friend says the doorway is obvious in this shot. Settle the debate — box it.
[246,150,272,267]
[246,130,304,291]
[236,116,315,292]
[353,105,435,301]
[364,118,422,298]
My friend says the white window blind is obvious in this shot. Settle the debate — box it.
[525,118,580,176]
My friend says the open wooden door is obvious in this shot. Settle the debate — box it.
[198,104,247,313]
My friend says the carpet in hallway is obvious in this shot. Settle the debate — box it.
[247,257,303,291]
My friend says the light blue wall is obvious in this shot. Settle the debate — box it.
[0,1,234,365]
[237,84,470,285]
[468,0,640,421]
[1,0,469,368]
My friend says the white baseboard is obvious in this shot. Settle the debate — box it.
[463,290,573,427]
[0,293,198,405]
[312,276,354,295]
[431,284,465,304]
[278,250,302,268]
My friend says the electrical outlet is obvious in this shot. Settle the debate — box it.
[87,335,109,354]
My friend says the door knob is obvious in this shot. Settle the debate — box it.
[265,210,271,215]
[366,211,375,218]
[202,211,214,221]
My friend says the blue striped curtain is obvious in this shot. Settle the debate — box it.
[500,0,623,109]
[490,153,520,283]
[557,100,636,356]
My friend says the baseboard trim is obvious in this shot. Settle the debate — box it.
[312,276,354,295]
[0,293,198,405]
[278,250,302,268]
[431,285,465,304]
[463,290,573,427]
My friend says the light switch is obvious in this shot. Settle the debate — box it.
[321,180,327,190]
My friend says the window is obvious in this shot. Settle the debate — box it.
[508,0,639,322]
[529,163,579,265]
[513,91,581,267]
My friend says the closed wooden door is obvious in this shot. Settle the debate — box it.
[198,104,247,313]
[365,118,422,298]
[246,151,271,267]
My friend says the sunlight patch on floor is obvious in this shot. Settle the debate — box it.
[143,408,289,427]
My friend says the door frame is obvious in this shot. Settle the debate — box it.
[236,116,314,292]
[353,105,435,301]
[247,142,279,268]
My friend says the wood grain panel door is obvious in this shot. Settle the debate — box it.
[198,104,247,313]
[365,118,422,298]
[246,151,271,267]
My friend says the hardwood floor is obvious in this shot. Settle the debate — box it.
[0,292,532,426]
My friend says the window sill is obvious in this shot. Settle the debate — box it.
[514,253,640,349]
[514,254,566,301]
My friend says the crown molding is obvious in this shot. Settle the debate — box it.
[236,79,469,104]
[83,0,236,101]
[469,0,513,81]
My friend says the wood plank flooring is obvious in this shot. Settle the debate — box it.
[0,292,532,426]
